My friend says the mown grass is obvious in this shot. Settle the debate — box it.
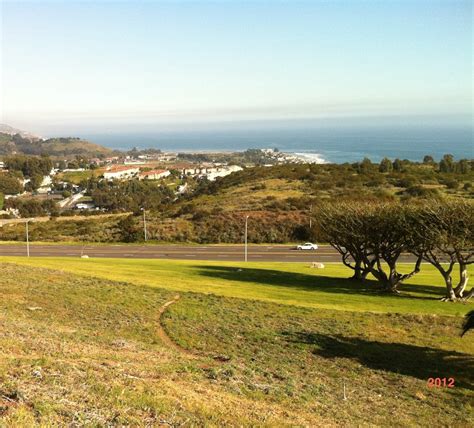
[0,262,472,426]
[2,257,473,316]
[164,293,474,426]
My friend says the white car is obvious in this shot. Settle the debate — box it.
[296,242,318,250]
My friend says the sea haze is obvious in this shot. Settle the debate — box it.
[79,124,473,164]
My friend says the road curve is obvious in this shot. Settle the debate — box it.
[0,243,418,263]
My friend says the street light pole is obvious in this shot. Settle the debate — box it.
[244,215,249,262]
[309,204,312,229]
[142,208,148,242]
[26,220,30,257]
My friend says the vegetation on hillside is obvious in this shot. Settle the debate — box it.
[0,132,113,158]
[1,154,472,244]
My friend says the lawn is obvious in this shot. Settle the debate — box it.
[0,262,472,426]
[2,256,473,316]
[57,169,103,185]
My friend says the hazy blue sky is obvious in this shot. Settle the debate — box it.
[0,0,472,135]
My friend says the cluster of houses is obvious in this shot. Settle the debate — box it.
[103,166,171,181]
[102,163,242,182]
[1,151,244,216]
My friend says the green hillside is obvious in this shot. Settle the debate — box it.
[0,260,472,425]
[0,133,113,158]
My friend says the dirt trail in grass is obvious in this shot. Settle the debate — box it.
[158,296,230,365]
[158,295,198,359]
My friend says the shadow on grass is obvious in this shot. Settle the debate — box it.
[194,265,446,300]
[282,331,474,389]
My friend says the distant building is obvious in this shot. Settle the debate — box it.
[182,164,242,181]
[103,166,139,180]
[75,202,95,210]
[124,159,146,165]
[206,165,243,181]
[105,156,120,164]
[0,161,5,170]
[156,153,177,162]
[139,169,171,180]
[89,158,102,165]
[36,186,52,194]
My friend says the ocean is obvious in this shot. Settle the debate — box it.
[80,124,473,164]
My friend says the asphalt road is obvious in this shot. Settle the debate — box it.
[0,243,418,263]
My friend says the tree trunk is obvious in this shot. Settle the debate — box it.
[454,263,469,298]
[441,274,457,301]
[349,260,363,280]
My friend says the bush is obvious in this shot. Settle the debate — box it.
[0,174,23,195]
[404,185,440,198]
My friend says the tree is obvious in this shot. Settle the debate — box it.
[317,202,376,281]
[29,174,44,191]
[392,158,403,172]
[423,155,434,164]
[0,192,4,210]
[358,157,374,174]
[0,174,23,195]
[379,157,393,173]
[411,201,474,301]
[117,215,140,242]
[318,202,422,291]
[4,155,52,177]
[439,154,455,173]
[456,159,471,174]
[363,204,422,293]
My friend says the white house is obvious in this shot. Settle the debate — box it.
[75,202,95,210]
[103,166,139,180]
[205,165,243,181]
[139,169,171,180]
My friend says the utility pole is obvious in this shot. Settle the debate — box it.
[26,220,30,257]
[309,204,312,229]
[244,215,249,262]
[141,208,148,242]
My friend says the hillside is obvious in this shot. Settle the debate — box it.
[174,160,474,215]
[0,132,113,158]
[0,260,472,425]
[0,123,41,140]
[1,157,472,244]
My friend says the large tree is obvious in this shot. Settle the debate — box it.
[318,202,422,291]
[411,201,474,301]
[317,203,376,281]
[363,204,422,293]
[0,173,23,195]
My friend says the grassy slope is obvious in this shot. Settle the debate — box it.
[2,257,473,316]
[201,178,307,211]
[0,262,472,426]
[39,138,112,157]
[57,169,103,185]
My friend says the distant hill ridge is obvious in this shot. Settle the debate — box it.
[0,123,42,140]
[0,124,114,158]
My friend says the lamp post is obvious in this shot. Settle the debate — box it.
[25,219,30,257]
[141,208,147,242]
[244,215,249,262]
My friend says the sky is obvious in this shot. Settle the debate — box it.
[0,0,472,136]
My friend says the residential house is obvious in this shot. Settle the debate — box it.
[103,166,139,180]
[139,169,171,180]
